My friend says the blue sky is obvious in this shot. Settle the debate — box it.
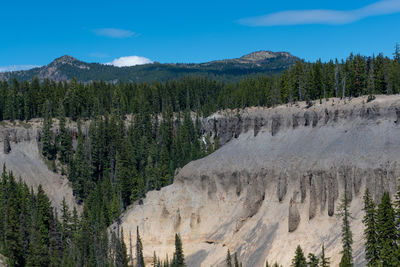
[1,0,400,70]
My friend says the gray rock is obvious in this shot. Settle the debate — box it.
[271,116,281,136]
[3,133,10,154]
[288,198,300,232]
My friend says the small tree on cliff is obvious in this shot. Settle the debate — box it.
[136,227,145,267]
[337,193,353,267]
[320,243,330,267]
[173,234,185,267]
[362,189,378,266]
[376,192,398,266]
[307,253,319,267]
[226,249,232,267]
[42,100,54,160]
[234,253,240,267]
[291,245,307,267]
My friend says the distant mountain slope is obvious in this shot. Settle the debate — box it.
[0,51,300,83]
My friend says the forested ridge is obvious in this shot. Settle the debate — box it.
[1,47,400,123]
[0,52,298,83]
[1,46,400,266]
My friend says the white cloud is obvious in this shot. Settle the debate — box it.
[239,0,400,26]
[93,28,135,38]
[105,56,153,67]
[0,65,41,73]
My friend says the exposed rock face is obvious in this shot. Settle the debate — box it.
[0,120,78,211]
[3,133,10,154]
[116,95,400,267]
[288,199,300,232]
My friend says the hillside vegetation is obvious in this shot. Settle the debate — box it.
[0,47,400,266]
[0,51,298,83]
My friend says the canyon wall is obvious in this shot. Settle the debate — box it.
[116,95,400,267]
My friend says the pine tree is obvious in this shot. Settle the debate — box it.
[153,251,158,267]
[376,192,398,266]
[320,243,330,267]
[307,253,319,267]
[362,189,378,266]
[337,193,353,267]
[136,227,145,267]
[174,234,185,267]
[234,253,240,267]
[4,173,24,266]
[70,121,91,202]
[58,105,72,164]
[120,228,129,267]
[42,100,54,160]
[291,245,307,267]
[115,137,137,208]
[394,43,400,63]
[226,249,232,267]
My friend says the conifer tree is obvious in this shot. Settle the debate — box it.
[42,100,54,160]
[291,245,307,267]
[174,234,185,267]
[70,121,90,202]
[376,192,398,266]
[362,189,378,266]
[307,253,319,267]
[136,227,145,267]
[153,251,158,267]
[120,228,129,267]
[115,137,137,208]
[58,105,72,164]
[337,193,353,267]
[226,249,232,267]
[320,243,330,267]
[393,43,400,63]
[234,253,239,267]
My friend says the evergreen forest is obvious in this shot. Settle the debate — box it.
[1,46,400,266]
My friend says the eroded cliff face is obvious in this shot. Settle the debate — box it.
[117,95,400,267]
[0,120,78,211]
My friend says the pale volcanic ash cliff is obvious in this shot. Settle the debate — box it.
[115,95,400,267]
[0,120,78,211]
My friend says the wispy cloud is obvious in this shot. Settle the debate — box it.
[93,28,135,38]
[105,55,153,67]
[0,65,41,73]
[239,0,400,26]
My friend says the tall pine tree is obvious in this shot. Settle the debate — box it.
[362,189,378,266]
[337,193,353,267]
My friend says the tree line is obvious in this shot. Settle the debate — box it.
[0,165,190,267]
[1,45,400,123]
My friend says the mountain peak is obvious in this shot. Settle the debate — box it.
[47,55,90,73]
[240,51,293,62]
[52,55,80,65]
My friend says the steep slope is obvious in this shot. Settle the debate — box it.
[0,120,78,211]
[115,95,400,266]
[0,51,299,83]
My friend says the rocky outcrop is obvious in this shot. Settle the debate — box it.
[0,120,79,211]
[116,95,400,267]
[3,133,10,154]
[288,199,300,232]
